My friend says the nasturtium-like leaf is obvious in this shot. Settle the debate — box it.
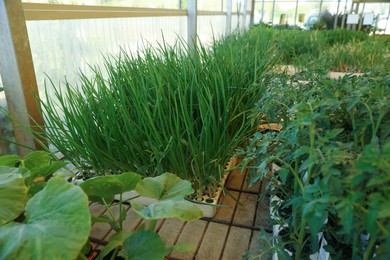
[132,200,203,221]
[0,177,91,260]
[115,172,142,192]
[0,154,20,167]
[119,231,169,260]
[80,176,124,203]
[80,172,141,204]
[135,173,194,200]
[22,151,52,170]
[21,152,68,184]
[0,170,28,225]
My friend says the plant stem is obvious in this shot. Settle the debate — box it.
[149,220,157,232]
[352,202,389,236]
[363,232,377,260]
[119,193,123,231]
[272,157,305,193]
[110,247,119,260]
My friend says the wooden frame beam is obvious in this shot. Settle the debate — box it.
[22,3,225,21]
[0,0,45,156]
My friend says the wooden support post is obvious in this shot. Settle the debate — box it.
[0,0,45,156]
[187,0,197,50]
[226,0,232,35]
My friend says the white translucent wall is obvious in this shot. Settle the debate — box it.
[198,0,223,11]
[26,16,187,97]
[231,14,249,32]
[198,15,227,45]
[0,75,17,155]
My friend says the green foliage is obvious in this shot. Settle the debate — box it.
[327,39,390,72]
[0,167,28,225]
[82,172,203,259]
[119,231,169,260]
[0,151,69,196]
[247,25,388,72]
[80,172,141,203]
[135,173,194,200]
[39,30,275,194]
[0,153,91,260]
[240,69,390,258]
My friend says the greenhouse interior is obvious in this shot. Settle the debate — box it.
[0,0,390,259]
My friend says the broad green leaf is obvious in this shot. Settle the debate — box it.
[135,173,194,200]
[97,231,131,260]
[80,172,141,204]
[114,172,142,192]
[119,231,169,260]
[32,161,68,179]
[27,181,46,197]
[0,154,20,167]
[22,151,52,169]
[0,171,28,225]
[80,176,123,203]
[0,177,91,260]
[21,152,67,184]
[132,200,203,221]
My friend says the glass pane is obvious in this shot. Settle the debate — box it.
[254,1,275,25]
[0,76,17,155]
[198,15,226,45]
[273,1,300,25]
[198,0,223,11]
[26,16,187,99]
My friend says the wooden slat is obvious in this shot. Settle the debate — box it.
[222,226,252,259]
[225,168,246,190]
[213,191,239,222]
[233,193,257,226]
[22,3,227,21]
[198,10,226,16]
[196,222,229,260]
[158,218,185,247]
[170,220,208,260]
[22,3,182,12]
[24,9,187,21]
[242,174,261,193]
[22,3,186,20]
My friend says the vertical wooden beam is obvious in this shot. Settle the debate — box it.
[187,0,197,50]
[226,0,232,35]
[0,0,45,156]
